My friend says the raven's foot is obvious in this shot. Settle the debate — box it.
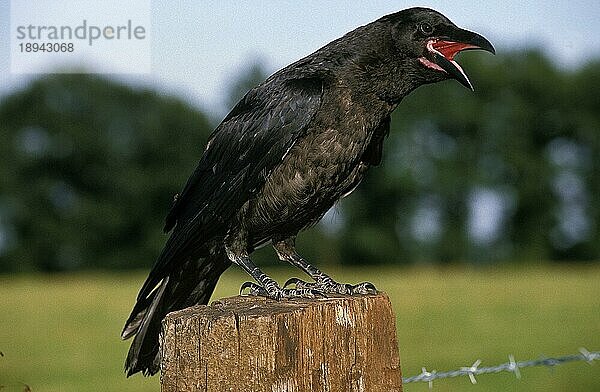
[284,277,377,295]
[239,281,324,300]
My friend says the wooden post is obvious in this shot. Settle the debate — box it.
[160,293,403,392]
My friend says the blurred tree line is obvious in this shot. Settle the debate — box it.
[0,49,598,272]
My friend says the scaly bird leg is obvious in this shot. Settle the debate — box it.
[273,237,377,295]
[225,245,322,299]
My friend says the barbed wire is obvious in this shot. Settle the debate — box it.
[402,348,599,388]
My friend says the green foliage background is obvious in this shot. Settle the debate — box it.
[1,50,599,272]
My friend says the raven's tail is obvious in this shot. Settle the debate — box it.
[121,251,230,376]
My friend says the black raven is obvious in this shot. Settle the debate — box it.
[122,7,494,376]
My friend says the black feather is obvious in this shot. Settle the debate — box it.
[123,7,494,377]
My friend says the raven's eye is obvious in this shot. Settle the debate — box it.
[418,22,433,36]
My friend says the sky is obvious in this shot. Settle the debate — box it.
[1,0,600,116]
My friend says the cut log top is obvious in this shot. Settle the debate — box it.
[161,293,403,392]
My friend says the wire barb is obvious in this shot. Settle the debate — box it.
[460,359,481,384]
[419,367,436,390]
[507,354,521,379]
[579,347,598,364]
[402,349,599,386]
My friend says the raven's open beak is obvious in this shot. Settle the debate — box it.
[421,29,495,90]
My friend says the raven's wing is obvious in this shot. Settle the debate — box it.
[137,71,328,299]
[165,76,324,232]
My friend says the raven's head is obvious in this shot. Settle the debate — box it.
[384,7,495,90]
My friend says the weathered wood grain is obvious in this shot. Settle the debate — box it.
[160,293,402,392]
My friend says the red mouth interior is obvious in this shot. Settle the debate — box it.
[432,40,478,60]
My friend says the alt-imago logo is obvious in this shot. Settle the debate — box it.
[10,0,151,74]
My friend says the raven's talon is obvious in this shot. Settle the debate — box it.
[283,278,323,293]
[350,281,377,295]
[292,280,314,290]
[308,288,327,298]
[283,277,305,288]
[239,281,268,297]
[240,281,324,300]
[277,287,324,299]
[280,278,376,296]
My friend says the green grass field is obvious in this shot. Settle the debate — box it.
[1,265,599,391]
